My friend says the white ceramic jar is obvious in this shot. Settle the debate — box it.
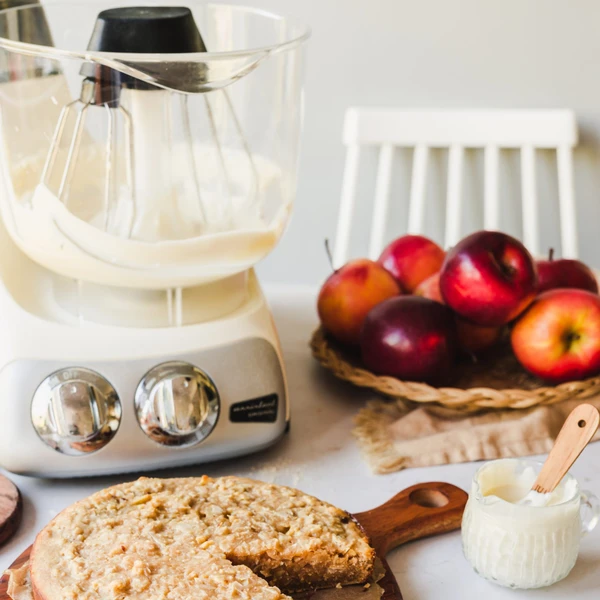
[462,458,600,589]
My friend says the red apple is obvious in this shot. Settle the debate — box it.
[415,271,502,353]
[378,235,445,293]
[440,231,538,326]
[415,272,443,303]
[360,296,457,383]
[318,259,400,345]
[537,249,598,294]
[511,289,600,383]
[455,317,503,354]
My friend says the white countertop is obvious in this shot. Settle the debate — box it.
[1,283,599,599]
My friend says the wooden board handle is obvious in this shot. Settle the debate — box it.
[354,482,468,556]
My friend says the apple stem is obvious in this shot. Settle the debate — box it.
[548,248,554,261]
[324,239,338,273]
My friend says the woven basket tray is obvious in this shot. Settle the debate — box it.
[310,326,600,412]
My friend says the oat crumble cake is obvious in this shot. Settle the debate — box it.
[29,476,375,599]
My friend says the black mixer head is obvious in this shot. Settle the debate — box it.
[87,6,206,54]
[81,6,207,94]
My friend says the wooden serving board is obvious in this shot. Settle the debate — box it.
[0,475,22,548]
[353,481,467,599]
[0,481,467,600]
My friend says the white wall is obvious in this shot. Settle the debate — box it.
[255,0,600,285]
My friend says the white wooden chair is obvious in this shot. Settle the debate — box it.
[333,108,579,265]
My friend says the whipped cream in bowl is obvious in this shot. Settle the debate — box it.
[462,458,599,589]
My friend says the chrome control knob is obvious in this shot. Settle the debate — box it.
[31,368,121,455]
[135,362,220,448]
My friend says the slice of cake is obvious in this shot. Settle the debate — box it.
[29,476,375,599]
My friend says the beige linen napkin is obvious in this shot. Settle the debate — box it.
[353,397,600,474]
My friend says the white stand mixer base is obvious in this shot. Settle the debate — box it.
[0,232,289,477]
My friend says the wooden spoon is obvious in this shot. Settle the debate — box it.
[519,403,600,506]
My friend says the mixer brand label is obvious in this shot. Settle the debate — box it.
[230,394,278,423]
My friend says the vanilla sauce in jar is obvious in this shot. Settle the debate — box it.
[462,458,583,589]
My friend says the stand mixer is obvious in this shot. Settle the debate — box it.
[0,1,309,476]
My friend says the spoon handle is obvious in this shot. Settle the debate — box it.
[532,404,600,495]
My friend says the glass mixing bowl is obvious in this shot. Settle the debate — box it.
[0,1,309,289]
